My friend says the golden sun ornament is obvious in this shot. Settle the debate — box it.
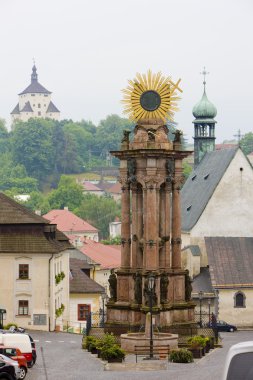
[122,70,182,122]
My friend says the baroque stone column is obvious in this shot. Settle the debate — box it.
[144,182,159,270]
[120,177,131,269]
[171,160,184,269]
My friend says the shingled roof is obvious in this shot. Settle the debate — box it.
[192,267,213,294]
[0,192,48,224]
[46,101,60,113]
[0,193,72,253]
[70,258,104,294]
[181,147,238,232]
[205,237,253,288]
[11,104,20,115]
[20,101,33,113]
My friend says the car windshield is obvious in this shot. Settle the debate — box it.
[226,352,253,380]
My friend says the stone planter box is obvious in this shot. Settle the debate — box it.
[107,357,123,363]
[188,348,202,359]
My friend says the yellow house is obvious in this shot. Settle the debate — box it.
[67,258,105,333]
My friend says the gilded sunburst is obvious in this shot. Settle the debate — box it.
[122,70,182,122]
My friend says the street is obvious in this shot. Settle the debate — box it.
[26,330,253,380]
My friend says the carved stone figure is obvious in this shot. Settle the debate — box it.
[173,129,182,143]
[121,129,131,143]
[108,269,117,302]
[133,272,142,304]
[127,158,137,183]
[160,272,169,303]
[185,270,193,302]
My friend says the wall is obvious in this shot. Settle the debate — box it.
[192,150,253,238]
[69,293,100,331]
[218,288,253,326]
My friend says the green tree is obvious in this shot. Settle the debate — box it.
[12,118,55,181]
[23,191,50,215]
[47,175,84,210]
[78,193,121,239]
[240,132,253,155]
[93,114,134,162]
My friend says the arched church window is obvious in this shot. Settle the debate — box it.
[234,291,245,308]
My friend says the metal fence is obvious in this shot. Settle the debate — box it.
[64,311,219,345]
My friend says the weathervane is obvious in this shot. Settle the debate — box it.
[200,66,209,89]
[122,70,182,122]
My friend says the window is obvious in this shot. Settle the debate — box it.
[31,94,35,96]
[78,304,91,321]
[38,103,41,108]
[38,111,41,116]
[44,94,48,97]
[19,264,29,279]
[18,300,29,315]
[234,292,245,308]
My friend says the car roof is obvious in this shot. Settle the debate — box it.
[222,341,253,380]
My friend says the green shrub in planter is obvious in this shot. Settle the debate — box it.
[187,335,206,349]
[83,336,97,350]
[100,344,125,361]
[169,349,193,363]
[100,333,116,348]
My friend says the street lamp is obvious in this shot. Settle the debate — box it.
[101,293,107,326]
[199,291,204,327]
[148,274,155,359]
[207,298,211,323]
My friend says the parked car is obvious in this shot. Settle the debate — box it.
[0,355,20,379]
[0,358,17,380]
[0,334,33,368]
[222,341,253,380]
[0,347,27,379]
[208,320,237,332]
[27,336,36,365]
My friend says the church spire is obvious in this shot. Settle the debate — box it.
[192,67,217,167]
[31,59,38,83]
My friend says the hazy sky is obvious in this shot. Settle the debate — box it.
[1,0,252,143]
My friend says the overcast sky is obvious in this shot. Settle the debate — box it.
[0,0,252,143]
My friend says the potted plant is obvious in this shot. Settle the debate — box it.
[169,348,194,363]
[100,344,125,363]
[96,333,116,358]
[187,336,206,358]
[84,336,97,352]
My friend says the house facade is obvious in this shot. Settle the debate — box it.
[11,64,60,122]
[0,193,72,331]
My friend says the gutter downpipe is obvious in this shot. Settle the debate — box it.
[49,254,54,332]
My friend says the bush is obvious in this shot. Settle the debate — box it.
[100,344,125,360]
[169,348,193,363]
[188,335,206,349]
[4,323,18,330]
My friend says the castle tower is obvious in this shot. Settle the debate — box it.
[107,71,195,330]
[11,64,60,123]
[193,68,217,167]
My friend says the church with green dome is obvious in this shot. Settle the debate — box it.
[193,68,217,167]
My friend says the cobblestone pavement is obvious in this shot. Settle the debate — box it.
[25,330,253,380]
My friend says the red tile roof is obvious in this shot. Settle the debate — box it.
[83,181,102,191]
[216,143,237,150]
[79,239,121,269]
[107,182,121,194]
[43,209,98,233]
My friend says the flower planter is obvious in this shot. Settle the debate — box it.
[188,348,202,359]
[107,357,123,363]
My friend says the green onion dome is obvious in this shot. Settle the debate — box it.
[192,90,217,119]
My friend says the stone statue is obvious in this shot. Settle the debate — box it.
[160,272,169,303]
[133,272,142,304]
[121,129,131,143]
[127,158,137,183]
[185,270,193,302]
[173,129,182,143]
[108,269,117,302]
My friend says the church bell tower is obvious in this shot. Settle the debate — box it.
[193,68,217,167]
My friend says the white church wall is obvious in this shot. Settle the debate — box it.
[191,149,253,238]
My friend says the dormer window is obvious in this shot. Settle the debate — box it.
[187,205,192,211]
[191,175,197,181]
[204,174,209,180]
